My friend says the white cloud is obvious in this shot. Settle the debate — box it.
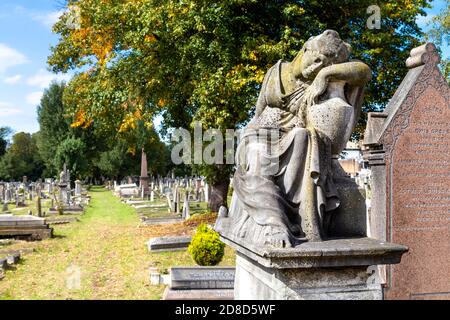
[3,74,22,84]
[13,5,65,28]
[26,92,43,106]
[31,9,65,28]
[0,102,23,117]
[0,43,29,73]
[26,69,71,88]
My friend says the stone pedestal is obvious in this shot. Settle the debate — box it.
[220,235,407,300]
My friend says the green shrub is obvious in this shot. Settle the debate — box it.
[188,223,225,266]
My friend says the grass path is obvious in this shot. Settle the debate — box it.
[0,187,234,300]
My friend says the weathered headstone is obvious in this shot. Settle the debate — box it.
[182,191,190,220]
[364,43,450,299]
[143,216,183,226]
[204,182,209,203]
[118,184,139,198]
[163,267,235,300]
[150,190,155,202]
[169,267,235,290]
[36,196,42,217]
[75,180,82,196]
[0,215,53,240]
[147,236,191,252]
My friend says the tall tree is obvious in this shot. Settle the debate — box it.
[54,137,89,179]
[0,127,12,157]
[0,132,44,181]
[49,0,431,210]
[37,81,72,175]
[37,81,108,178]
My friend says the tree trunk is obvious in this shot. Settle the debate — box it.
[208,179,229,212]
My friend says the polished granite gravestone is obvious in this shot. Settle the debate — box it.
[147,236,192,252]
[0,215,53,240]
[364,43,450,299]
[163,267,235,300]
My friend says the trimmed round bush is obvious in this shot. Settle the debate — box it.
[188,223,225,266]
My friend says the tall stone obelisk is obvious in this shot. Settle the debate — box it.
[140,148,149,197]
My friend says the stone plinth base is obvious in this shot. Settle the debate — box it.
[220,236,407,300]
[236,253,381,300]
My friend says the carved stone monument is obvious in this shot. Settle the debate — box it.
[364,43,450,299]
[140,148,149,196]
[216,30,408,300]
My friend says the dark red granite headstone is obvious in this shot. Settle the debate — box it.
[380,44,450,299]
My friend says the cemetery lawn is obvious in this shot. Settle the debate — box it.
[0,187,235,300]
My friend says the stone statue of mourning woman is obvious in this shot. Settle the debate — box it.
[216,30,372,248]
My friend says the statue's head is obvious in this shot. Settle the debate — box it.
[295,30,351,80]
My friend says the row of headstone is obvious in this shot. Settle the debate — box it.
[113,176,212,224]
[114,175,210,201]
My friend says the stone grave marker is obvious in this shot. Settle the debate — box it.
[182,191,190,220]
[142,213,184,225]
[0,215,53,240]
[170,267,235,290]
[364,43,450,299]
[163,266,235,300]
[147,236,191,252]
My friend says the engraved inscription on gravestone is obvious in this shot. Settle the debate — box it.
[170,267,235,290]
[392,104,450,233]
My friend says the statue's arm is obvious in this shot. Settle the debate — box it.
[305,61,371,106]
[320,61,372,86]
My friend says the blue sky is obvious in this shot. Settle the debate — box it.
[0,0,448,136]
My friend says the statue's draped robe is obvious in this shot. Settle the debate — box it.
[229,60,342,244]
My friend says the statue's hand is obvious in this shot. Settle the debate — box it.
[305,72,328,106]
